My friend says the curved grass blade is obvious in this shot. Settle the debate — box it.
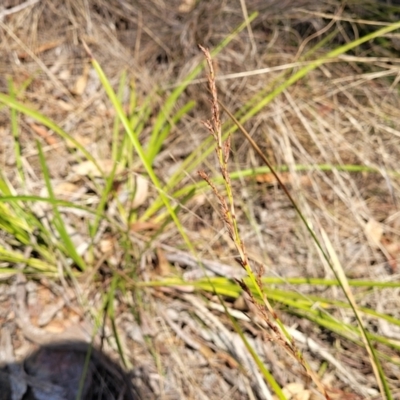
[0,93,103,175]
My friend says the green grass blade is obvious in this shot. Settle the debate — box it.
[0,93,103,175]
[8,78,25,184]
[145,12,258,167]
[112,70,127,161]
[321,229,391,399]
[106,275,128,368]
[86,49,194,253]
[0,194,96,215]
[146,100,196,163]
[0,245,56,273]
[37,141,87,271]
[0,174,57,263]
[229,312,287,399]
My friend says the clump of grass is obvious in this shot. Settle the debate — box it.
[1,3,400,398]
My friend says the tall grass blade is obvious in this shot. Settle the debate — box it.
[8,79,25,184]
[321,229,391,399]
[37,141,87,271]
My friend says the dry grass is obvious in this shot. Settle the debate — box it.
[1,0,400,399]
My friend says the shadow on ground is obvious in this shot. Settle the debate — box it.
[0,341,142,400]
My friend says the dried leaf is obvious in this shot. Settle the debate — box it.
[71,64,90,96]
[56,100,74,111]
[364,218,383,248]
[53,182,81,198]
[233,295,248,311]
[72,159,123,177]
[66,133,92,149]
[134,175,149,207]
[282,382,307,399]
[178,0,196,13]
[256,172,311,187]
[380,237,399,273]
[37,299,65,327]
[130,221,160,232]
[99,237,115,254]
[117,175,148,209]
[18,39,64,59]
[155,247,170,276]
[29,122,58,145]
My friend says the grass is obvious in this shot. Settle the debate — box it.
[1,2,400,399]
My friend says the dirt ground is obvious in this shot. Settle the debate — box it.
[1,0,400,399]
